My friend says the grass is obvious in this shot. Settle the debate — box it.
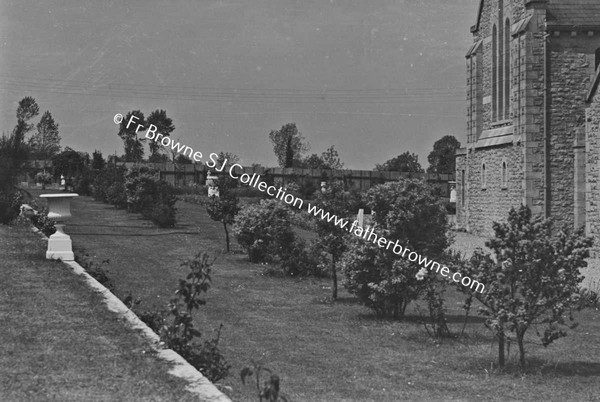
[33,191,600,401]
[0,223,201,401]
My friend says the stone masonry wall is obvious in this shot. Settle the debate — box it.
[463,144,523,236]
[549,35,600,228]
[586,83,600,250]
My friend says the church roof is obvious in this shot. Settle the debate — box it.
[546,0,600,28]
[472,0,600,33]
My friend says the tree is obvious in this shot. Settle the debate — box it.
[427,135,461,174]
[313,180,353,300]
[91,150,106,171]
[375,151,424,173]
[302,145,344,170]
[12,96,39,144]
[269,123,310,168]
[341,179,450,318]
[118,110,145,162]
[52,147,87,190]
[453,205,593,368]
[29,111,61,160]
[146,109,175,157]
[206,175,240,252]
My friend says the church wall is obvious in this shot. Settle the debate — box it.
[586,83,600,251]
[548,36,600,228]
[458,144,523,237]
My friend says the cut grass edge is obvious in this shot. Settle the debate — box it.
[31,225,231,402]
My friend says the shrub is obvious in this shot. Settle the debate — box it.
[75,253,114,291]
[233,199,297,263]
[0,191,23,224]
[123,166,177,227]
[452,205,593,368]
[341,179,451,318]
[30,207,56,237]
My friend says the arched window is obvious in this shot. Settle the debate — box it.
[498,21,504,120]
[461,170,465,205]
[481,163,487,188]
[492,25,497,121]
[504,18,511,120]
[501,160,508,188]
[595,48,600,70]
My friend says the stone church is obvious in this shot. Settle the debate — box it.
[456,0,600,244]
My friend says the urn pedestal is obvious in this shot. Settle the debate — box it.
[40,193,78,261]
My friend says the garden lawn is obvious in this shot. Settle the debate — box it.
[0,223,202,401]
[58,193,600,401]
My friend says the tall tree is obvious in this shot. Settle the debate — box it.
[427,135,461,174]
[146,109,175,157]
[269,123,310,168]
[29,111,61,160]
[375,151,424,173]
[118,110,145,162]
[13,96,39,143]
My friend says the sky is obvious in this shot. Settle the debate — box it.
[0,0,478,170]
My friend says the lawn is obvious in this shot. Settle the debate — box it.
[40,192,600,401]
[0,223,202,401]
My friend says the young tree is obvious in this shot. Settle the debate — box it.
[427,135,461,174]
[269,123,310,168]
[313,180,352,300]
[302,145,344,170]
[206,175,240,252]
[375,151,424,173]
[146,109,175,157]
[118,110,145,162]
[29,110,61,160]
[453,205,593,368]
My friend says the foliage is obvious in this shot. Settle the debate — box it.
[124,166,177,227]
[269,123,310,168]
[160,252,231,382]
[233,199,298,264]
[52,147,89,190]
[146,109,175,157]
[241,361,288,402]
[341,179,451,318]
[91,150,106,171]
[313,180,353,299]
[75,253,114,292]
[206,175,240,252]
[13,96,40,142]
[118,110,145,162]
[302,145,344,170]
[451,205,593,368]
[375,151,424,173]
[427,135,461,174]
[28,110,61,160]
[30,207,57,237]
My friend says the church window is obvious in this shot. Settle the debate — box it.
[595,48,600,70]
[504,18,511,120]
[481,162,487,188]
[501,160,508,188]
[461,169,466,205]
[492,25,498,121]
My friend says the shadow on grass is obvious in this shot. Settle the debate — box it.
[463,355,600,377]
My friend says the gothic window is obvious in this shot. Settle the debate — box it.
[481,162,487,188]
[596,48,600,70]
[492,25,498,121]
[504,18,511,120]
[461,169,466,205]
[501,160,508,188]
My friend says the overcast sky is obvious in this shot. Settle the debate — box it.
[1,0,477,169]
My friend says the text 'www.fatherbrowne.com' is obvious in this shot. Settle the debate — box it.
[114,113,485,294]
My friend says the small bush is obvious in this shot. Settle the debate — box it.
[124,166,177,226]
[233,199,297,264]
[75,253,114,291]
[30,207,56,237]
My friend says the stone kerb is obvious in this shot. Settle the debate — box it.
[40,193,78,261]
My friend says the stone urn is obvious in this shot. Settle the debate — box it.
[40,193,78,261]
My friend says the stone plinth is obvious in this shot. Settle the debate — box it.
[40,193,78,261]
